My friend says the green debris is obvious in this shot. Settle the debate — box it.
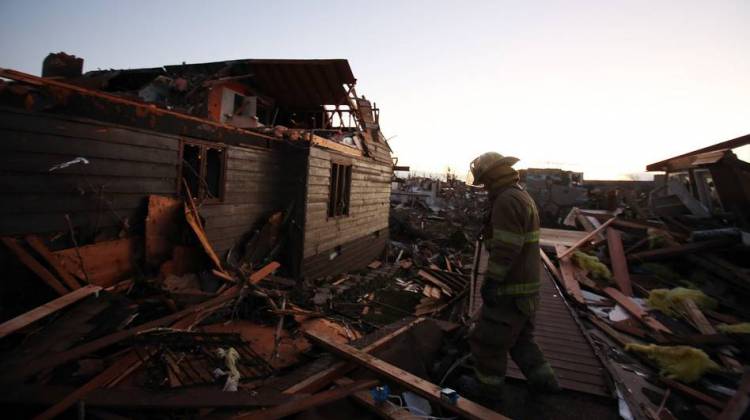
[646,228,667,249]
[646,287,717,317]
[717,323,750,334]
[625,343,721,383]
[572,251,612,281]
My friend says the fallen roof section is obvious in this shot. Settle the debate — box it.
[646,133,750,171]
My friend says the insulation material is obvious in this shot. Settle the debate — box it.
[625,343,721,383]
[717,323,750,334]
[646,287,717,317]
[572,251,612,280]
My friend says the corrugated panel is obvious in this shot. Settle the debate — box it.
[506,267,611,397]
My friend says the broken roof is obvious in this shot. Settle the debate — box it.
[87,58,357,109]
[646,133,750,172]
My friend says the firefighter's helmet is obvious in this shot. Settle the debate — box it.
[468,152,519,186]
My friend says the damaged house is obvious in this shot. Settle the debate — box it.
[0,54,393,285]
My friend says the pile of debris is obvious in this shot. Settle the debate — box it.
[540,206,750,419]
[0,185,508,419]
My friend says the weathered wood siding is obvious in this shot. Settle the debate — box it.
[301,146,391,278]
[0,107,305,261]
[0,108,179,238]
[200,145,306,256]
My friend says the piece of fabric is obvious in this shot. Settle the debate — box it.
[469,296,550,386]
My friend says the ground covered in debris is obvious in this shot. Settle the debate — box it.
[1,172,749,419]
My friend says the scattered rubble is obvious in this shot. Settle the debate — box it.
[0,53,749,419]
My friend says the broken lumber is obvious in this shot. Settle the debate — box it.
[540,227,589,248]
[25,235,82,290]
[417,269,453,296]
[54,237,137,287]
[2,237,68,295]
[33,350,146,420]
[6,285,242,383]
[184,203,225,272]
[680,299,716,335]
[606,228,633,296]
[660,377,724,409]
[250,261,281,284]
[716,368,750,420]
[555,245,585,305]
[284,318,427,395]
[335,377,418,419]
[557,217,616,260]
[627,238,736,262]
[0,284,102,339]
[235,379,378,420]
[539,249,561,282]
[145,195,182,266]
[602,287,672,334]
[304,329,508,420]
[4,385,292,409]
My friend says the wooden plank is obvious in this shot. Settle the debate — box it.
[628,238,735,262]
[2,237,68,295]
[335,377,418,419]
[417,269,453,296]
[540,249,562,281]
[680,300,742,372]
[0,69,278,143]
[0,284,101,338]
[32,350,146,420]
[602,287,672,334]
[184,203,224,272]
[557,217,616,260]
[249,261,281,284]
[606,228,633,296]
[680,299,715,335]
[54,238,137,287]
[145,195,183,266]
[540,228,588,248]
[307,133,363,157]
[284,318,427,395]
[555,245,585,305]
[4,385,292,409]
[716,368,750,420]
[234,379,378,420]
[5,286,241,383]
[304,330,509,420]
[25,235,82,290]
[660,377,724,409]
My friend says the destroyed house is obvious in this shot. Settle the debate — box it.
[647,133,750,228]
[0,57,393,280]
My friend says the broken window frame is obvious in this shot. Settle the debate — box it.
[179,139,227,203]
[327,160,352,219]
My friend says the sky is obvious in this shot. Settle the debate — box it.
[1,0,748,180]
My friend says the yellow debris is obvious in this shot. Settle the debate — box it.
[717,323,750,334]
[625,343,721,383]
[572,251,612,281]
[646,287,717,317]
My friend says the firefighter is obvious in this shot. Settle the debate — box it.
[458,152,560,402]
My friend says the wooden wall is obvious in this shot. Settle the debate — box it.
[301,146,392,278]
[0,107,305,261]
